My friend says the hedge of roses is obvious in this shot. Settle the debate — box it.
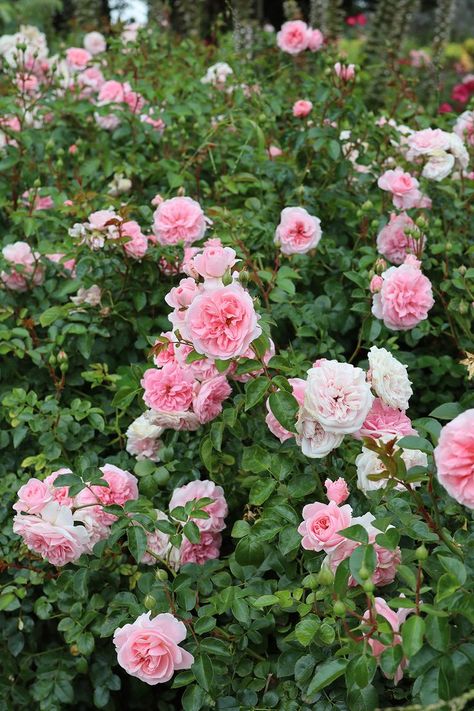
[0,17,474,711]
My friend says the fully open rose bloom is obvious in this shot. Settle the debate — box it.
[192,375,232,424]
[66,47,91,70]
[372,261,434,331]
[181,283,261,360]
[377,169,423,210]
[13,501,89,566]
[293,100,313,118]
[434,409,474,508]
[274,207,322,255]
[307,28,324,51]
[353,398,415,440]
[121,220,148,259]
[169,480,227,533]
[180,532,222,565]
[296,411,344,458]
[1,241,44,291]
[83,31,106,55]
[74,464,139,526]
[276,21,309,54]
[113,612,194,685]
[454,111,474,146]
[13,478,52,514]
[125,411,164,461]
[153,196,208,246]
[141,363,195,412]
[367,346,413,411]
[376,213,425,265]
[304,360,374,434]
[298,501,352,553]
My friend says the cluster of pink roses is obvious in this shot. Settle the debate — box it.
[405,127,469,182]
[69,208,149,258]
[276,20,324,55]
[12,464,139,566]
[298,481,401,587]
[143,479,227,569]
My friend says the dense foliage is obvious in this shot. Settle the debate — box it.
[0,15,473,711]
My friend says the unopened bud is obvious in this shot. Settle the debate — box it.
[415,545,428,561]
[333,601,346,617]
[155,569,168,582]
[144,594,156,610]
[318,567,334,586]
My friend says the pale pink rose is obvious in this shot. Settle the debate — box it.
[373,542,401,586]
[293,100,313,118]
[454,111,474,146]
[181,283,261,361]
[141,363,195,412]
[88,209,119,231]
[298,501,352,552]
[274,206,322,255]
[304,360,374,434]
[150,409,200,432]
[406,128,450,157]
[266,377,306,442]
[324,478,350,505]
[13,478,52,514]
[77,66,105,91]
[73,505,111,552]
[193,245,237,280]
[192,375,232,424]
[121,220,148,259]
[16,73,39,93]
[277,21,309,54]
[66,47,91,70]
[169,479,227,533]
[153,332,177,368]
[174,344,219,381]
[83,31,106,55]
[372,262,434,331]
[70,284,101,306]
[180,532,222,565]
[369,275,383,293]
[95,112,121,131]
[125,411,164,462]
[114,613,194,685]
[123,89,145,114]
[153,197,208,246]
[46,253,76,273]
[1,241,44,291]
[44,468,74,507]
[377,213,425,265]
[141,113,166,133]
[353,398,415,440]
[13,501,89,566]
[377,169,423,210]
[121,23,142,43]
[364,597,413,684]
[180,247,200,278]
[268,145,283,159]
[98,80,126,104]
[74,464,138,526]
[334,62,355,81]
[165,277,200,312]
[307,28,324,51]
[296,413,344,458]
[434,409,474,508]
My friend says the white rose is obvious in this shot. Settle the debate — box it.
[356,435,426,494]
[422,151,455,181]
[296,409,343,458]
[368,346,412,411]
[83,31,106,55]
[125,411,164,461]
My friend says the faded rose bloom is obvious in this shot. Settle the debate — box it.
[126,411,164,461]
[70,285,102,306]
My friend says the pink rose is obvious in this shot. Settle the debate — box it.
[377,169,423,210]
[304,360,374,434]
[165,277,200,314]
[268,145,283,159]
[74,464,138,523]
[307,28,324,51]
[73,505,111,552]
[353,398,415,440]
[141,363,195,412]
[454,111,474,146]
[276,21,309,54]
[193,245,237,280]
[274,206,322,255]
[334,62,355,81]
[298,500,352,552]
[123,89,145,114]
[180,532,222,565]
[83,31,106,55]
[13,478,52,514]
[141,113,166,133]
[13,501,89,566]
[373,542,401,586]
[363,598,413,684]
[181,283,261,361]
[77,66,105,91]
[113,612,194,685]
[192,375,232,424]
[152,196,208,246]
[121,220,148,259]
[16,73,39,93]
[266,377,306,442]
[66,47,91,70]
[293,100,313,118]
[434,409,474,508]
[324,478,350,505]
[1,241,44,291]
[174,344,219,381]
[369,275,383,293]
[406,128,450,157]
[377,213,425,265]
[98,80,126,104]
[88,209,119,231]
[372,262,434,331]
[169,479,227,533]
[44,468,75,507]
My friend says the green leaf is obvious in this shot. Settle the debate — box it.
[307,658,348,696]
[127,526,148,563]
[429,402,463,420]
[295,616,319,646]
[235,536,265,567]
[192,653,214,691]
[183,521,201,544]
[396,435,433,454]
[436,573,460,603]
[340,524,369,544]
[268,390,299,434]
[401,616,425,657]
[425,615,450,652]
[253,595,279,608]
[249,478,277,505]
[244,377,270,411]
[375,528,400,551]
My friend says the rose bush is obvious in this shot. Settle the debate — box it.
[0,12,473,711]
